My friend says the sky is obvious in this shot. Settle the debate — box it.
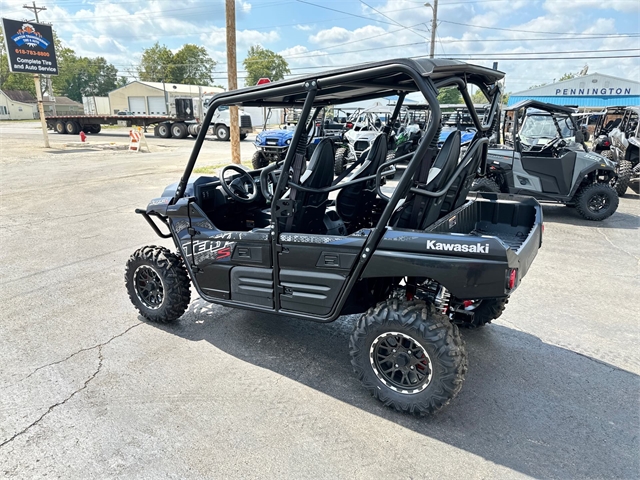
[1,0,639,93]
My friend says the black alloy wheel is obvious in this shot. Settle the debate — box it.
[370,332,432,393]
[133,265,164,309]
[588,193,609,213]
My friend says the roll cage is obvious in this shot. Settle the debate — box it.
[503,100,582,152]
[168,59,503,320]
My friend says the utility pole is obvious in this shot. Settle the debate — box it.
[23,1,50,148]
[425,1,439,59]
[225,0,241,164]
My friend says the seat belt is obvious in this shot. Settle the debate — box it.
[284,150,305,231]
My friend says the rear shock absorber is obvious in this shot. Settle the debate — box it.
[434,286,451,315]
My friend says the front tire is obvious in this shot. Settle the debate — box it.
[215,125,230,141]
[251,151,269,169]
[611,159,632,196]
[574,182,619,221]
[125,246,191,323]
[350,299,467,415]
[471,177,501,193]
[334,147,347,175]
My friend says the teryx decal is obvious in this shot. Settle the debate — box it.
[183,239,234,262]
[427,240,490,254]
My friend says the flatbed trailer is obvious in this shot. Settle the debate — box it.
[45,97,253,140]
[45,114,185,135]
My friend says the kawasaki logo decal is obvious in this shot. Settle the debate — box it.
[426,240,490,253]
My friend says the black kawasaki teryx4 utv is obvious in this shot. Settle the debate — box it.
[473,100,619,221]
[126,59,543,415]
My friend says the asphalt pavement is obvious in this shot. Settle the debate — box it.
[0,122,638,479]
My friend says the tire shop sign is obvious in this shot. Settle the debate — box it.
[2,18,58,75]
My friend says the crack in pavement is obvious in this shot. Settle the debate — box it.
[596,227,640,262]
[0,323,142,449]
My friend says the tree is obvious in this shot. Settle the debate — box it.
[138,42,175,82]
[437,87,462,105]
[172,44,216,85]
[137,43,216,85]
[243,46,290,86]
[471,89,487,104]
[52,55,120,102]
[559,71,577,81]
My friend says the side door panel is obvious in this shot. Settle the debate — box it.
[278,233,366,316]
[170,199,274,303]
[520,151,576,195]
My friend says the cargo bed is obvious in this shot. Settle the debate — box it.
[364,193,543,299]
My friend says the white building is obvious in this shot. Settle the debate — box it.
[108,81,224,116]
[0,90,37,120]
[509,73,640,110]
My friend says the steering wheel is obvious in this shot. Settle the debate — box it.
[538,136,565,152]
[259,162,282,202]
[220,165,258,203]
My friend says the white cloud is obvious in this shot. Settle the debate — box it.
[295,24,313,31]
[544,0,639,14]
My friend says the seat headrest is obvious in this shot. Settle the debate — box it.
[426,130,460,189]
[306,138,334,172]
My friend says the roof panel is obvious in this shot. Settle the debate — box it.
[210,58,505,107]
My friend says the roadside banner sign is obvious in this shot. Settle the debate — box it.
[2,18,58,75]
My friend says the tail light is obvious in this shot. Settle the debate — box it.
[507,269,518,290]
[346,122,354,129]
[603,140,610,147]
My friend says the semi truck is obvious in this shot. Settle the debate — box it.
[45,98,253,141]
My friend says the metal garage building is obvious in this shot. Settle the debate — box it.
[108,81,223,115]
[508,73,640,109]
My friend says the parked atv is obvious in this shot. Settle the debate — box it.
[473,100,619,221]
[608,106,639,195]
[591,106,626,155]
[126,58,542,416]
[590,106,632,195]
[252,127,294,169]
[334,107,389,175]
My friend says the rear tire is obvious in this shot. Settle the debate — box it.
[171,122,189,139]
[65,120,80,135]
[251,151,268,169]
[90,124,101,134]
[55,120,66,134]
[350,299,467,415]
[611,159,632,197]
[240,133,248,141]
[455,297,509,329]
[125,246,191,323]
[334,147,347,175]
[157,123,172,138]
[574,182,619,221]
[471,177,501,193]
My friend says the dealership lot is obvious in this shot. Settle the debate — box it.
[0,122,638,478]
